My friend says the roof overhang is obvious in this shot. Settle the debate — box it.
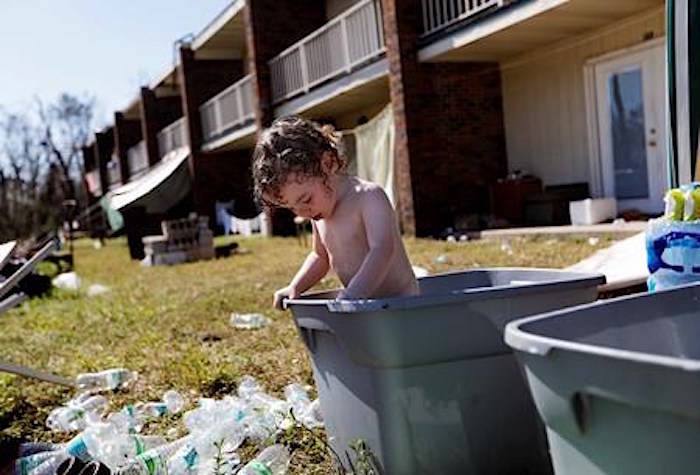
[418,0,664,62]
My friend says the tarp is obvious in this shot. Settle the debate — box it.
[346,104,396,207]
[101,147,192,231]
[566,232,648,286]
[667,0,700,185]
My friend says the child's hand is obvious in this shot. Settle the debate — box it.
[273,285,299,310]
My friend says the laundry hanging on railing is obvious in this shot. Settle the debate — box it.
[342,104,396,208]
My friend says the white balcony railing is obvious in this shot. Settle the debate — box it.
[107,157,121,189]
[157,117,189,158]
[269,0,385,104]
[421,0,505,37]
[127,140,148,178]
[200,74,255,142]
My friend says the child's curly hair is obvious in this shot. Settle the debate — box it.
[252,116,346,207]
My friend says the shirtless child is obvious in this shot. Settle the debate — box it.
[252,116,419,309]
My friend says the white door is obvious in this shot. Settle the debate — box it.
[594,44,667,214]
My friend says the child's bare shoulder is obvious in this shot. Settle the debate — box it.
[350,178,392,210]
[351,177,387,196]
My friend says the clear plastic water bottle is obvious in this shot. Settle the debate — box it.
[13,451,56,475]
[284,384,310,415]
[166,443,200,475]
[136,390,186,418]
[83,421,167,472]
[115,436,191,475]
[237,445,290,475]
[76,368,138,391]
[46,394,108,432]
[25,432,95,475]
[283,384,323,428]
[162,390,185,414]
[237,376,263,399]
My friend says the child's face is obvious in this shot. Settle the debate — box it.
[275,173,335,221]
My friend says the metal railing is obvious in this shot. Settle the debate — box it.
[269,0,385,103]
[157,117,189,158]
[421,0,504,37]
[127,140,148,178]
[200,74,255,142]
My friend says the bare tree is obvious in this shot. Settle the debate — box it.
[0,93,95,240]
[37,93,95,201]
[0,111,45,198]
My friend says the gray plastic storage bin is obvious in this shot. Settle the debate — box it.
[505,282,700,475]
[286,268,605,474]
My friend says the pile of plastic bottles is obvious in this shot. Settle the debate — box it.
[647,183,700,291]
[13,368,323,475]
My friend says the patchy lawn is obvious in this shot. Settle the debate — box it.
[0,233,625,473]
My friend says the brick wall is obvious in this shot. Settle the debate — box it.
[190,149,258,227]
[179,47,243,151]
[82,144,97,172]
[244,0,327,235]
[244,0,326,128]
[94,130,115,190]
[381,0,507,236]
[139,88,183,166]
[178,46,253,229]
[114,112,143,184]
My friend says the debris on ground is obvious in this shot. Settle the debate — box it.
[435,254,451,265]
[229,313,272,330]
[500,242,514,255]
[12,374,321,474]
[76,368,139,392]
[87,284,110,297]
[52,272,82,291]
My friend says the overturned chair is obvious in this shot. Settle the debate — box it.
[0,238,75,387]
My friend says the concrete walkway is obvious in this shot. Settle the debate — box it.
[471,221,647,239]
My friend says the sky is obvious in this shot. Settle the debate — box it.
[0,1,232,128]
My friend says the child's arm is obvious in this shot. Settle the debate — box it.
[339,189,396,299]
[273,222,330,309]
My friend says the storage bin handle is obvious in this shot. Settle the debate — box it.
[571,392,591,434]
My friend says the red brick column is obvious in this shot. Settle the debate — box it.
[244,0,327,235]
[114,112,142,184]
[177,46,246,224]
[139,88,183,167]
[381,0,508,236]
[94,129,114,190]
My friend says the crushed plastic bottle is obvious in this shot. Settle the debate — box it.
[114,436,191,475]
[82,421,167,471]
[237,376,263,400]
[22,432,95,475]
[229,313,271,330]
[76,368,138,391]
[119,389,186,428]
[46,394,108,432]
[283,384,323,429]
[237,445,290,475]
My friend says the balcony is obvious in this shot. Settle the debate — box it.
[157,117,189,158]
[269,0,385,104]
[127,141,148,179]
[107,158,121,190]
[200,74,255,144]
[421,0,506,37]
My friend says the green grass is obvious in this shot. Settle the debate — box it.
[0,233,626,473]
